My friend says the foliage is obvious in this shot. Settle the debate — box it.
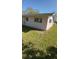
[23,7,39,14]
[22,42,57,59]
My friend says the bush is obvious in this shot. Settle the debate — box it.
[22,42,57,59]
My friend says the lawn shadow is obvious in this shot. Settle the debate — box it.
[22,25,32,32]
[22,25,43,32]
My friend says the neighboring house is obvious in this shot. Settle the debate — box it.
[53,12,57,23]
[22,13,54,30]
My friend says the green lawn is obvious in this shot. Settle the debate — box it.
[22,24,57,51]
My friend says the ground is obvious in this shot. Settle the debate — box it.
[22,24,57,51]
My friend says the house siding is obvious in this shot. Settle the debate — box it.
[22,16,48,30]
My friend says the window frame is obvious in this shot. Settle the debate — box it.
[25,17,29,21]
[49,19,52,23]
[34,18,42,23]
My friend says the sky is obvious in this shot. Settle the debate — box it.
[22,0,57,13]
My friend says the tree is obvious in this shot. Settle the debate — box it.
[23,7,39,14]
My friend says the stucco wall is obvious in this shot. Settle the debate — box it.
[22,16,48,30]
[46,16,54,30]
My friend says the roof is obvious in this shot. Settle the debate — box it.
[22,13,54,17]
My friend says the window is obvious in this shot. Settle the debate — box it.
[34,18,42,23]
[26,17,28,21]
[49,19,52,23]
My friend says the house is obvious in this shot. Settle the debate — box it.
[53,12,57,23]
[22,13,54,30]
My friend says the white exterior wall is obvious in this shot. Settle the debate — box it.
[46,16,54,30]
[22,16,48,30]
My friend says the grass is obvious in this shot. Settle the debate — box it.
[22,24,57,51]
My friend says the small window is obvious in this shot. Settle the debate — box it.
[49,19,52,23]
[26,17,28,21]
[34,18,42,23]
